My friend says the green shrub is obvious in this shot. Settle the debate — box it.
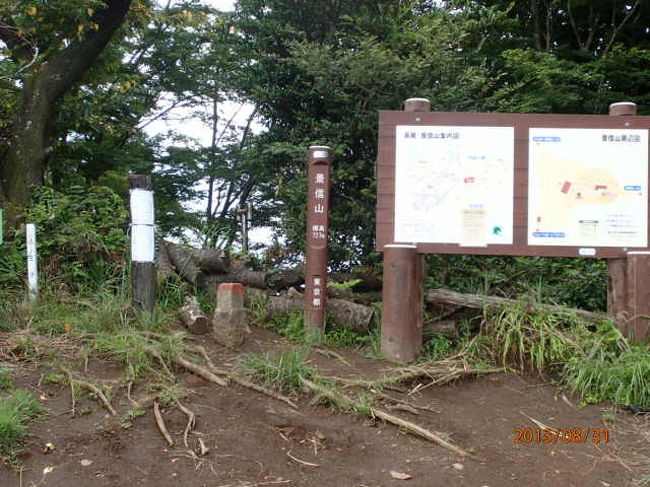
[1,184,128,292]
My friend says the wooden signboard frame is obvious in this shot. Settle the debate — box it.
[377,100,650,361]
[377,110,650,258]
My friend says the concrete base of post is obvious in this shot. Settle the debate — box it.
[380,245,424,362]
[213,283,248,347]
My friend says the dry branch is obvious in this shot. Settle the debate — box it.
[76,379,117,416]
[370,408,474,458]
[299,376,472,457]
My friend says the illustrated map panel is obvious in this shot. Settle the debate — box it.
[528,128,648,247]
[394,125,515,246]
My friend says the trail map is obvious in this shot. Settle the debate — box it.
[394,125,514,246]
[528,128,648,247]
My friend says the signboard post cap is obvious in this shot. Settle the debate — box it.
[404,98,431,112]
[609,102,637,116]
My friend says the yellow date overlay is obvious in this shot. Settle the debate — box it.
[513,427,610,444]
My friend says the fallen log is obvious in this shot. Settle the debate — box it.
[265,288,375,333]
[422,320,459,338]
[156,242,176,281]
[165,242,229,285]
[425,288,604,323]
[178,296,210,335]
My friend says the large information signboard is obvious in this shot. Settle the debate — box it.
[376,111,650,258]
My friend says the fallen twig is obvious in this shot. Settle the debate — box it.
[314,348,352,366]
[370,407,474,458]
[286,449,320,467]
[153,400,174,447]
[77,379,117,416]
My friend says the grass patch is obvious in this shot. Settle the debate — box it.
[237,349,316,394]
[0,390,43,467]
[0,369,12,390]
[478,300,650,407]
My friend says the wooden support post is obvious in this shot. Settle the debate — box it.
[381,245,424,362]
[379,97,430,361]
[130,174,156,313]
[607,102,649,342]
[304,146,332,342]
[624,252,650,341]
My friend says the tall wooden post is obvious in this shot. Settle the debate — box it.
[130,174,156,313]
[607,102,649,342]
[304,146,332,342]
[380,98,428,361]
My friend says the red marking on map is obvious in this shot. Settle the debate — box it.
[464,177,475,183]
[561,181,571,194]
[595,185,608,191]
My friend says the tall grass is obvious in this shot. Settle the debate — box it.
[0,390,42,467]
[479,301,650,407]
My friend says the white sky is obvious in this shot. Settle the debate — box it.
[147,0,272,248]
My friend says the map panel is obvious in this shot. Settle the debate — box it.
[528,128,649,247]
[394,125,514,245]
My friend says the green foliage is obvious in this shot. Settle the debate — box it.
[426,255,608,311]
[421,335,455,362]
[0,185,128,291]
[265,312,305,342]
[0,390,42,468]
[327,279,362,292]
[0,369,12,390]
[478,300,650,407]
[324,326,368,348]
[238,349,315,394]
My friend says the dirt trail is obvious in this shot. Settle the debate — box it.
[1,327,647,486]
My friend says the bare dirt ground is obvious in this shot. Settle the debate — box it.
[1,327,649,487]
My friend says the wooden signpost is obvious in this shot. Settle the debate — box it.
[130,174,156,313]
[377,99,650,360]
[304,146,333,342]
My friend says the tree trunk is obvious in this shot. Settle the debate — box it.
[0,0,132,237]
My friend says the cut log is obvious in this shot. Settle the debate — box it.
[422,320,459,339]
[156,242,176,281]
[165,243,203,285]
[178,296,210,335]
[327,298,374,332]
[164,242,229,286]
[425,288,604,323]
[266,288,374,333]
[266,287,303,316]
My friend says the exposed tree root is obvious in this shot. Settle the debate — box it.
[176,400,196,449]
[299,376,475,458]
[171,354,228,386]
[153,400,174,447]
[195,345,297,409]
